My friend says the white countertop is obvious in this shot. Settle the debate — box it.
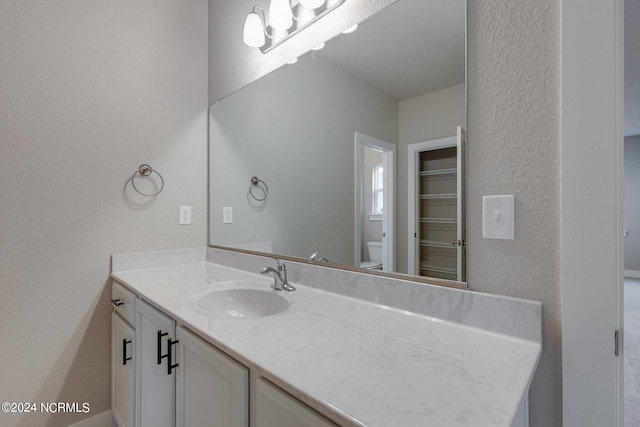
[112,260,541,427]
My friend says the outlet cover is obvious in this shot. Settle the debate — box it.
[223,207,233,224]
[179,206,191,225]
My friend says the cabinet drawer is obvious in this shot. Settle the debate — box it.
[112,281,136,326]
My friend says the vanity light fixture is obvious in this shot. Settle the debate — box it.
[269,0,294,30]
[243,0,345,53]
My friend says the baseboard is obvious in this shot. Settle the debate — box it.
[67,410,117,427]
[625,270,640,279]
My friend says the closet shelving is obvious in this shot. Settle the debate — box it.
[419,263,458,275]
[408,127,466,283]
[419,239,455,249]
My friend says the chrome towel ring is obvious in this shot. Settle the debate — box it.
[249,176,268,201]
[131,164,164,197]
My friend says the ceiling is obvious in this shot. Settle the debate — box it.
[626,0,640,137]
[315,0,638,135]
[317,0,465,102]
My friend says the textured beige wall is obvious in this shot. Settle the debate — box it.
[467,1,561,426]
[0,1,209,426]
[209,0,561,426]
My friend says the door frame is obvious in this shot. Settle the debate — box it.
[354,132,395,272]
[407,134,463,279]
[561,0,624,425]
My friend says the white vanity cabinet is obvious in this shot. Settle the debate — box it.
[135,300,177,427]
[111,281,136,427]
[255,378,338,427]
[111,313,135,427]
[116,293,331,427]
[176,326,249,427]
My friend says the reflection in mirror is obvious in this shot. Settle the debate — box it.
[209,0,466,285]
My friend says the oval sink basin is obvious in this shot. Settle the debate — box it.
[196,288,290,318]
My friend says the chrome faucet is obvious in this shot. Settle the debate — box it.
[261,259,296,292]
[308,251,329,263]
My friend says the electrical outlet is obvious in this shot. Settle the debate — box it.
[179,206,191,225]
[223,207,233,224]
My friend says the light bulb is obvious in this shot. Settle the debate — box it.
[268,0,293,30]
[342,24,358,34]
[243,12,266,47]
[300,0,325,9]
[312,42,325,51]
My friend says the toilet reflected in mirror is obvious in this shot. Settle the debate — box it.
[361,241,383,270]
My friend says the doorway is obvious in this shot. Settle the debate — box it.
[354,132,395,272]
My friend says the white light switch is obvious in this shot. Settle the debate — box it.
[483,195,514,239]
[223,207,233,224]
[179,206,191,225]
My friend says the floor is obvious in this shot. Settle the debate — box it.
[625,278,640,427]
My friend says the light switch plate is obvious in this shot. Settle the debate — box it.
[482,195,514,239]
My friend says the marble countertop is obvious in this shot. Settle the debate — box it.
[112,260,541,427]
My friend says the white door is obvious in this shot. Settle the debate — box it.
[176,326,249,427]
[562,0,624,425]
[456,126,466,282]
[407,126,466,281]
[354,132,396,272]
[136,300,176,427]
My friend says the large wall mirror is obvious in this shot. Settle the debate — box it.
[209,0,467,287]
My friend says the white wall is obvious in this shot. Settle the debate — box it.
[0,1,209,426]
[208,0,561,426]
[625,136,640,271]
[210,53,398,265]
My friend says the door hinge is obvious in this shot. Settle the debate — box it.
[615,330,620,357]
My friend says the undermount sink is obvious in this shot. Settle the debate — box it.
[192,282,290,318]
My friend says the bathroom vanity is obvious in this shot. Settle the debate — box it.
[110,247,541,427]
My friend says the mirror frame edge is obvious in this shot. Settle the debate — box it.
[208,244,468,290]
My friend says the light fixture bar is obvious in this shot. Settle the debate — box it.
[259,0,345,53]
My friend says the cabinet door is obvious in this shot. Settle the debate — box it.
[255,378,337,427]
[112,313,135,427]
[176,326,248,427]
[136,300,176,427]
